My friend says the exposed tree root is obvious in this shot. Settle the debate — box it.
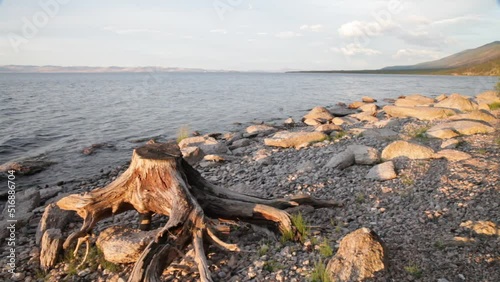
[54,142,341,281]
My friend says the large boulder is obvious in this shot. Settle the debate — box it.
[426,128,460,139]
[178,136,229,155]
[246,124,277,136]
[350,112,378,123]
[427,120,495,136]
[327,228,387,281]
[325,145,379,169]
[332,117,359,126]
[325,150,355,169]
[394,94,434,107]
[394,99,429,107]
[433,149,471,162]
[315,124,342,134]
[347,145,380,165]
[383,105,456,120]
[435,94,447,102]
[366,161,397,181]
[97,226,160,264]
[359,103,378,113]
[264,131,327,149]
[476,90,500,105]
[303,118,322,126]
[348,101,365,109]
[434,93,478,112]
[381,140,434,160]
[448,110,498,124]
[303,107,334,124]
[441,138,461,149]
[181,146,205,165]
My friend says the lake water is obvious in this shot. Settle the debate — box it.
[0,72,496,190]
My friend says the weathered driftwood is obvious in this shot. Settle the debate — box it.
[40,229,63,271]
[54,142,341,282]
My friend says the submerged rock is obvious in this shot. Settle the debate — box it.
[362,96,377,103]
[0,158,55,176]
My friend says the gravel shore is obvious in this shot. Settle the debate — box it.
[1,93,499,282]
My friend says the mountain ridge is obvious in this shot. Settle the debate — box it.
[383,41,500,71]
[291,41,500,76]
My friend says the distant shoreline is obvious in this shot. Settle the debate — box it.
[287,69,499,76]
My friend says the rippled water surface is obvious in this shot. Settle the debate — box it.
[0,72,496,189]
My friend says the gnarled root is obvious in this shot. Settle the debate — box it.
[53,142,341,281]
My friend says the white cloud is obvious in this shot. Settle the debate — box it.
[103,26,161,35]
[393,48,442,60]
[300,24,324,32]
[331,43,381,56]
[397,30,453,47]
[431,15,481,26]
[257,32,268,36]
[338,20,397,38]
[275,31,302,39]
[209,29,227,34]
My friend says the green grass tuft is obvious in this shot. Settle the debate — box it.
[488,102,500,110]
[258,244,269,256]
[355,192,365,204]
[292,212,310,242]
[319,238,333,258]
[310,260,330,282]
[332,131,347,140]
[434,240,446,250]
[263,260,283,272]
[281,213,310,243]
[404,264,423,278]
[176,125,190,143]
[400,174,415,186]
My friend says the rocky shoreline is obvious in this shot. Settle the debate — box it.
[1,91,499,282]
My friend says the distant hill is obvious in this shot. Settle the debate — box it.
[0,65,228,73]
[292,41,500,76]
[383,41,500,73]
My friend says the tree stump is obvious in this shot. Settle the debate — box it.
[54,142,341,282]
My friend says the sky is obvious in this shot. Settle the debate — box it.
[0,0,499,71]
